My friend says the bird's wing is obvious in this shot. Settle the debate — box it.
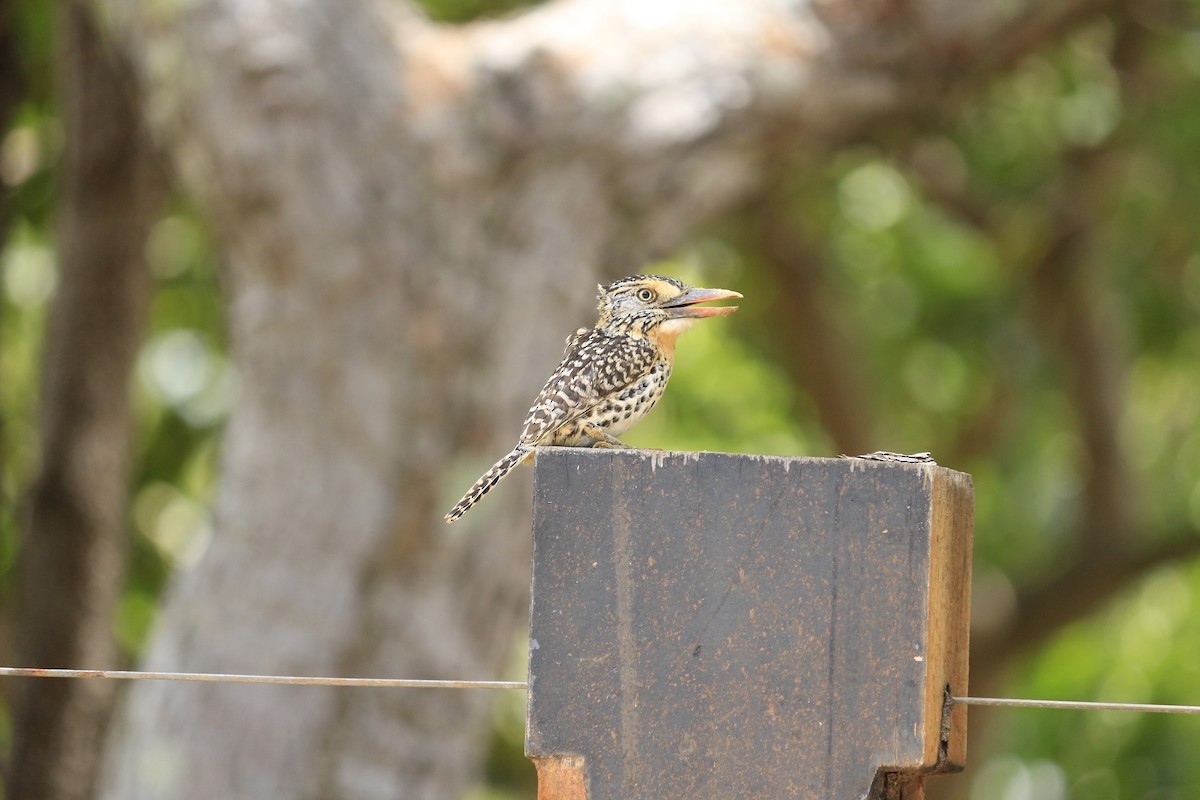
[563,327,589,350]
[519,330,657,446]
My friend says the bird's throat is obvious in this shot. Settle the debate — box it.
[650,317,698,357]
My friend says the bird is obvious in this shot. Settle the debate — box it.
[445,274,741,523]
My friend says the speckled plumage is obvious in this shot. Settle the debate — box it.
[445,275,740,523]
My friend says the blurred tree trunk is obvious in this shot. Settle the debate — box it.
[0,0,28,663]
[6,3,165,799]
[87,0,1119,797]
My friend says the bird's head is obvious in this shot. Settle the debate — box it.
[596,275,741,342]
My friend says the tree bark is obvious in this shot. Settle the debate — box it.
[6,4,165,799]
[87,0,1120,797]
[0,0,29,661]
[0,4,24,767]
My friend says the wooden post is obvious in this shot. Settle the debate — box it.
[525,449,973,800]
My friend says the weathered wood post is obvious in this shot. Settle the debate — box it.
[525,449,972,800]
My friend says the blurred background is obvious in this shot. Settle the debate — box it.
[3,0,1200,798]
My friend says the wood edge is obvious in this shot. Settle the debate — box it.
[533,755,588,800]
[923,468,974,770]
[869,769,927,800]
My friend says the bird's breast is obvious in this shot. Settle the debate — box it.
[589,359,672,437]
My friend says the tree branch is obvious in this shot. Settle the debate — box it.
[751,199,875,455]
[7,4,166,799]
[0,0,27,712]
[972,533,1200,670]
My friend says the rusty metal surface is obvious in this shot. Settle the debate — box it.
[526,449,972,800]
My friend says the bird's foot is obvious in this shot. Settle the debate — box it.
[579,426,630,449]
[588,433,631,449]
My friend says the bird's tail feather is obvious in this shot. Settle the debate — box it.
[444,446,532,523]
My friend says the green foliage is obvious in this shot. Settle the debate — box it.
[123,208,228,651]
[977,563,1200,799]
[414,0,545,24]
[2,193,227,662]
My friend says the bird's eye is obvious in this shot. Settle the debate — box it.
[637,288,656,302]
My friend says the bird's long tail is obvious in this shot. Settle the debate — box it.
[445,446,533,523]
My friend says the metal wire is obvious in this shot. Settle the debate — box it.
[0,666,526,690]
[952,695,1200,715]
[2,667,1198,715]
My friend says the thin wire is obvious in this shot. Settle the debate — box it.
[1,668,1198,714]
[0,666,526,690]
[953,696,1200,715]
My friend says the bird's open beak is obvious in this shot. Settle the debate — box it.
[663,287,742,318]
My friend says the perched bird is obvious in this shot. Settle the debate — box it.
[445,274,741,523]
